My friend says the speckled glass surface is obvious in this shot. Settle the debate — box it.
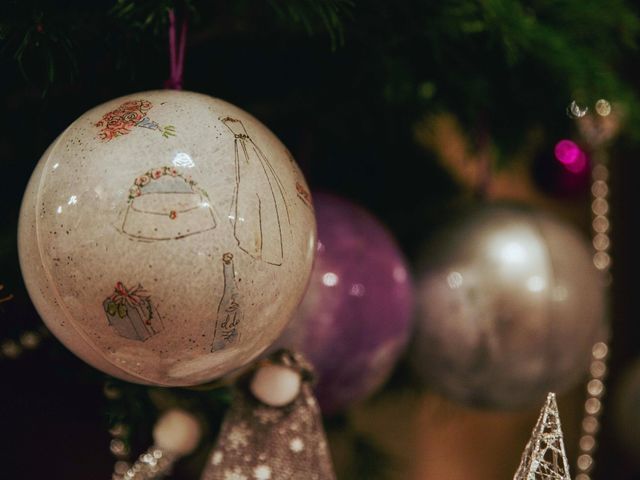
[411,206,605,409]
[18,90,316,386]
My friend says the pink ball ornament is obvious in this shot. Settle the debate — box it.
[275,193,414,414]
[18,90,316,386]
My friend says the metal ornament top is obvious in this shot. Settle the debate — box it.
[514,392,571,480]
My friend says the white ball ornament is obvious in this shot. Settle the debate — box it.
[18,90,316,386]
[153,408,202,456]
[250,363,302,407]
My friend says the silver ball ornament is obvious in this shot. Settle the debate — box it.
[411,205,605,409]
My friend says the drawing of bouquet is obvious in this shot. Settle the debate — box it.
[96,99,176,141]
[103,282,164,342]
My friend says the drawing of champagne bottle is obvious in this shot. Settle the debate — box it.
[212,252,243,352]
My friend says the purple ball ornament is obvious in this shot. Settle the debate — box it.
[276,193,414,415]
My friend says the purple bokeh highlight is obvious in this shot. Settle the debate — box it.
[554,139,588,174]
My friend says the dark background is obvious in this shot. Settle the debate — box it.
[1,1,640,478]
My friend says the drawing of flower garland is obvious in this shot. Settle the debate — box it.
[296,181,312,208]
[96,99,176,141]
[127,166,208,202]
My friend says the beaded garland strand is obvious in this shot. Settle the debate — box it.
[574,99,617,480]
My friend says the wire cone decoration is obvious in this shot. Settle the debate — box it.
[513,393,571,480]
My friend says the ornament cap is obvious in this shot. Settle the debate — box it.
[250,363,302,407]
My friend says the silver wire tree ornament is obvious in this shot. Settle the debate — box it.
[514,393,571,480]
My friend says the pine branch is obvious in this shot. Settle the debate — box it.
[267,0,354,48]
[110,0,197,35]
[0,1,80,94]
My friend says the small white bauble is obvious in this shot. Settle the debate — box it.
[153,408,202,456]
[18,91,316,386]
[250,363,302,407]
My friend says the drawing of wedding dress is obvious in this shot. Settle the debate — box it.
[220,116,290,266]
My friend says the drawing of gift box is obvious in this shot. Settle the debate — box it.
[121,166,216,242]
[103,282,164,342]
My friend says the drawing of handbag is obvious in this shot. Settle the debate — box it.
[121,166,216,242]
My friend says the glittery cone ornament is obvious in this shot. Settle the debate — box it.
[202,350,336,480]
[513,393,571,480]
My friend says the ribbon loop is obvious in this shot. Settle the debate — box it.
[164,8,188,90]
